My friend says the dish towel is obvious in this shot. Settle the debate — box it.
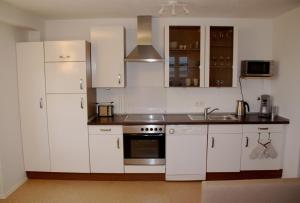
[250,142,278,159]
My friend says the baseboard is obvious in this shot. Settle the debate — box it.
[0,177,27,199]
[206,170,283,181]
[27,172,165,181]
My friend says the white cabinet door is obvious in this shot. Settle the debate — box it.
[166,125,207,180]
[207,133,242,172]
[47,94,90,173]
[44,41,86,62]
[91,26,125,87]
[89,133,124,173]
[45,62,87,94]
[241,132,284,170]
[16,42,51,172]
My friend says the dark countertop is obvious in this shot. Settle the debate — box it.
[88,113,289,125]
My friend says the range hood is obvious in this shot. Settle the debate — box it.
[125,16,164,62]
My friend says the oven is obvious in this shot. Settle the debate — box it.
[123,125,165,165]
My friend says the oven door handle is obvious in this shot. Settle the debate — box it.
[124,133,165,137]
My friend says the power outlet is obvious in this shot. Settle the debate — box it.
[195,101,205,107]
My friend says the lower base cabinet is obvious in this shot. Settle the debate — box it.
[207,125,243,172]
[47,94,90,173]
[89,126,124,173]
[241,125,285,170]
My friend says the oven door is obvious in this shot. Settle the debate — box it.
[124,133,165,165]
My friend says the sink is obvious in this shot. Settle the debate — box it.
[188,114,206,121]
[208,114,238,121]
[188,114,238,121]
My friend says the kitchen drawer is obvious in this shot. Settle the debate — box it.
[88,125,122,135]
[209,125,242,134]
[167,125,207,135]
[44,41,86,62]
[243,124,284,133]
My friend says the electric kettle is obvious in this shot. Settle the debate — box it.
[236,100,250,116]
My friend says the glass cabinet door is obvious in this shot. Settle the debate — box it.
[209,26,234,87]
[168,26,201,87]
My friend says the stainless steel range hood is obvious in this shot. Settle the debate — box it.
[125,16,164,62]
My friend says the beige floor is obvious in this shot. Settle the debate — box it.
[0,180,202,203]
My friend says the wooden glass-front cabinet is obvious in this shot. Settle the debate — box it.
[206,26,236,87]
[165,26,205,87]
[165,25,238,88]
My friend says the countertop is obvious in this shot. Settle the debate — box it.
[88,113,289,125]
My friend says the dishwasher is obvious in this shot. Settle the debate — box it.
[166,125,207,181]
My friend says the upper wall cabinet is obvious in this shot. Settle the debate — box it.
[44,41,87,62]
[205,26,238,87]
[164,26,205,87]
[164,25,238,88]
[91,26,125,88]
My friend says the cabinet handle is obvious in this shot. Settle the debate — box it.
[59,55,64,58]
[66,55,70,58]
[211,137,215,148]
[258,127,269,131]
[80,79,83,90]
[245,136,249,147]
[80,97,84,109]
[39,98,43,109]
[100,129,111,132]
[117,138,120,149]
[118,74,121,85]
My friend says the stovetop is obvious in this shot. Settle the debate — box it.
[124,114,165,122]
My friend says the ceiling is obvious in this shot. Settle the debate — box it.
[3,0,300,19]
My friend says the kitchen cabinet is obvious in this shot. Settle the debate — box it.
[164,26,205,87]
[89,125,124,173]
[166,125,207,180]
[207,125,242,172]
[45,62,87,94]
[205,26,238,87]
[91,26,125,87]
[45,40,96,173]
[47,94,90,173]
[16,42,51,172]
[241,125,285,170]
[164,25,238,88]
[44,41,87,62]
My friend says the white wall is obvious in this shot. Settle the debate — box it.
[272,7,300,178]
[45,17,273,113]
[0,22,28,199]
[0,1,44,32]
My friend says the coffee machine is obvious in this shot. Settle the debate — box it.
[259,95,272,118]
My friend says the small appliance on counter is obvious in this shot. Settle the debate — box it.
[236,100,250,116]
[259,95,272,118]
[97,102,114,117]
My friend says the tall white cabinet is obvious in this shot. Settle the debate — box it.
[44,41,95,173]
[17,41,96,173]
[16,42,51,172]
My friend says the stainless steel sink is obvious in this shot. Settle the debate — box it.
[188,114,206,121]
[188,114,238,121]
[208,114,238,121]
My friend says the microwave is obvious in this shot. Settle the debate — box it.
[241,60,274,77]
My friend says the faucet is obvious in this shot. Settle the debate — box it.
[204,107,219,120]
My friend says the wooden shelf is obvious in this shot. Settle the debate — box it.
[170,49,200,51]
[240,76,273,79]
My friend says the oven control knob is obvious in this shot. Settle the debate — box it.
[150,128,153,131]
[141,128,144,131]
[155,128,158,131]
[169,129,175,134]
[145,128,149,131]
[159,128,163,131]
